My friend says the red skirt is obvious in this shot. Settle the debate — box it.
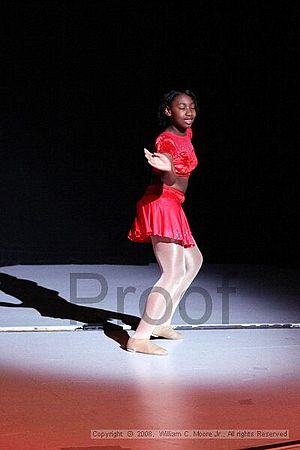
[128,184,195,248]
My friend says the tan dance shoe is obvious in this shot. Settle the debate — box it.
[126,337,168,356]
[152,325,183,340]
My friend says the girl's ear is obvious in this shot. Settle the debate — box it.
[164,106,172,117]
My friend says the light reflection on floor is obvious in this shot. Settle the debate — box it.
[0,264,299,450]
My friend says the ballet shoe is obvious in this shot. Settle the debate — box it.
[152,325,183,340]
[126,337,168,356]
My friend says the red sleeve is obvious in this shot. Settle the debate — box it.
[155,135,176,158]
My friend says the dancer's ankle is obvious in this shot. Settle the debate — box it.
[131,331,151,340]
[156,322,171,328]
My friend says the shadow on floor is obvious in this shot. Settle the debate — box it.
[0,272,140,347]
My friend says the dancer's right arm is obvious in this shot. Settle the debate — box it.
[144,148,177,185]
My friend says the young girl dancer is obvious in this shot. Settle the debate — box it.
[127,89,203,355]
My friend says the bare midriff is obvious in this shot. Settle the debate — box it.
[152,173,189,194]
[165,176,189,194]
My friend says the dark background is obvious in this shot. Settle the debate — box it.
[1,0,298,267]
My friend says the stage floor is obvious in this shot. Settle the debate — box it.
[0,263,299,450]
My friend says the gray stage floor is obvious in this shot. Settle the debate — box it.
[0,263,299,450]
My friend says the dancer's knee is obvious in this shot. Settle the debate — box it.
[157,264,186,293]
[188,249,203,278]
[197,250,204,272]
[160,267,186,286]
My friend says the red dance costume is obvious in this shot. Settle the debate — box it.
[128,128,198,248]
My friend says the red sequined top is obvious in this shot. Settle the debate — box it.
[154,128,198,177]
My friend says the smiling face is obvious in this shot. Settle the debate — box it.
[165,93,197,134]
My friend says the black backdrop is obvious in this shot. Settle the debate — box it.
[1,1,298,267]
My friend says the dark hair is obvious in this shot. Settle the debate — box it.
[157,89,199,128]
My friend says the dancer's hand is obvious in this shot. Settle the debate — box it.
[144,148,172,172]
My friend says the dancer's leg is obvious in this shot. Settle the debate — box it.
[159,242,203,327]
[131,236,186,340]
